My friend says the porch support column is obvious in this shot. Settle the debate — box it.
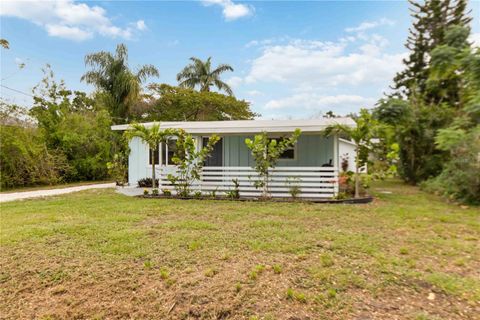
[333,134,339,196]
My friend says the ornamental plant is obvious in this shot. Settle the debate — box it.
[167,130,219,197]
[245,129,301,198]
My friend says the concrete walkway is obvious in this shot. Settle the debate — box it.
[0,183,116,203]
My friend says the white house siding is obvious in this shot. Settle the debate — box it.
[128,137,149,185]
[338,139,367,173]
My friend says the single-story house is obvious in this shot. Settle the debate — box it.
[111,118,356,198]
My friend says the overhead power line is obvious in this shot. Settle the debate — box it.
[0,84,34,98]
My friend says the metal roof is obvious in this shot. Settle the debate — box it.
[111,118,355,134]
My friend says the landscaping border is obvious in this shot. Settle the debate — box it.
[137,194,374,204]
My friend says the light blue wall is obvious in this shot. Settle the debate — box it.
[223,134,334,167]
[127,134,335,185]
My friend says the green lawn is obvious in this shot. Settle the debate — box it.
[0,180,478,319]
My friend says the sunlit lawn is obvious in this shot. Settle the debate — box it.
[0,179,478,319]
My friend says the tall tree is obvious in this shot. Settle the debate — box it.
[81,44,159,123]
[131,84,257,121]
[177,57,234,96]
[392,0,471,100]
[379,0,473,184]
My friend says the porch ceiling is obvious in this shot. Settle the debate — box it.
[111,118,355,134]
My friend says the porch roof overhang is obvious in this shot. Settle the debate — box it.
[111,118,355,135]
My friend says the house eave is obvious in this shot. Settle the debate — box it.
[111,118,356,135]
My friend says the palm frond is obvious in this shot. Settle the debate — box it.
[213,79,234,96]
[136,64,159,82]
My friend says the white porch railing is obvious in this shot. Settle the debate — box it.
[155,166,338,199]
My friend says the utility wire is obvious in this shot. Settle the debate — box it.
[0,84,34,98]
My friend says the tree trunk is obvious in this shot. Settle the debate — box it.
[355,148,360,198]
[152,148,156,189]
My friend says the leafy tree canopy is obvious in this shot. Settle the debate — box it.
[132,84,258,121]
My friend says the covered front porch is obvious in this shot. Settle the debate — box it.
[112,119,355,199]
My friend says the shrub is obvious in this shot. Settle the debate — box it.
[286,177,301,199]
[137,177,159,188]
[152,188,159,195]
[422,126,480,204]
[0,124,70,190]
[143,189,149,195]
[162,189,172,196]
[226,178,240,199]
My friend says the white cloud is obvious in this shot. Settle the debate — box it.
[45,24,93,41]
[202,0,253,21]
[244,39,405,87]
[247,90,263,96]
[470,33,480,47]
[265,93,375,114]
[226,76,243,88]
[345,18,395,33]
[0,0,146,41]
[136,20,147,31]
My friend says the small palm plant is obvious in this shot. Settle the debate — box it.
[324,109,375,198]
[124,122,171,189]
[176,57,234,96]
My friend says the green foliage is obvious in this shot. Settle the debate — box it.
[286,177,301,199]
[134,84,257,121]
[167,131,220,197]
[81,43,159,123]
[423,126,480,204]
[0,123,69,190]
[29,66,114,183]
[226,178,240,199]
[176,57,234,95]
[107,153,128,186]
[325,109,375,198]
[245,129,301,197]
[392,0,471,98]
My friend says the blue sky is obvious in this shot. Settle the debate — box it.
[1,0,479,119]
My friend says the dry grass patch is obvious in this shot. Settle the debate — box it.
[0,179,479,319]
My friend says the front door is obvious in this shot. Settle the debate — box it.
[203,137,223,167]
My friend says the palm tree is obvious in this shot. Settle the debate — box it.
[177,57,234,96]
[324,109,375,198]
[125,122,169,189]
[81,44,159,123]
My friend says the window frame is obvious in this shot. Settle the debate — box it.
[268,136,297,161]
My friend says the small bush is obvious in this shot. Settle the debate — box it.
[137,177,159,188]
[143,189,149,195]
[152,188,159,195]
[194,191,202,198]
[162,189,172,196]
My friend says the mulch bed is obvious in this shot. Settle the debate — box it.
[138,194,374,204]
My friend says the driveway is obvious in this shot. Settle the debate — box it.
[0,183,116,203]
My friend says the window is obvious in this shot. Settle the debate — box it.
[149,147,159,165]
[167,139,177,165]
[269,137,296,160]
[161,139,179,165]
